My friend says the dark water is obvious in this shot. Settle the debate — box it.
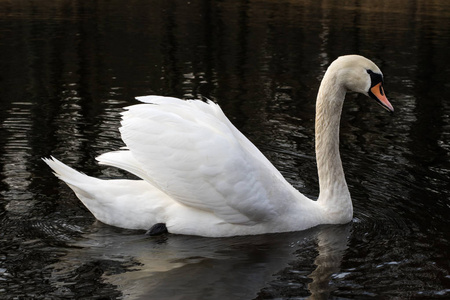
[1,0,450,298]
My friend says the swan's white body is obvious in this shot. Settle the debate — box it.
[44,55,393,237]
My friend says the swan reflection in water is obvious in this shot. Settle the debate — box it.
[307,225,350,299]
[48,224,351,299]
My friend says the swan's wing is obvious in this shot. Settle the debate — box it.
[136,96,287,183]
[96,150,158,187]
[119,96,283,225]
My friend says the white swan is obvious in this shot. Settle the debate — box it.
[43,55,393,237]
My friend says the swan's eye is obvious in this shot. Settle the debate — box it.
[366,69,383,88]
[379,85,385,96]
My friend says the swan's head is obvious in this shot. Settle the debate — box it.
[331,55,394,112]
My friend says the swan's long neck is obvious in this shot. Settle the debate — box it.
[314,70,352,222]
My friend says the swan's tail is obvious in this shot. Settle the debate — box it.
[43,156,92,187]
[43,156,107,219]
[43,156,170,230]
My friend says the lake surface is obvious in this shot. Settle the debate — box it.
[1,0,449,298]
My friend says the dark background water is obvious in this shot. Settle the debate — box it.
[1,0,449,299]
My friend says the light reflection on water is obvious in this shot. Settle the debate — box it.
[0,0,449,298]
[2,102,34,215]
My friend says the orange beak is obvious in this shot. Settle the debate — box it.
[370,83,394,112]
